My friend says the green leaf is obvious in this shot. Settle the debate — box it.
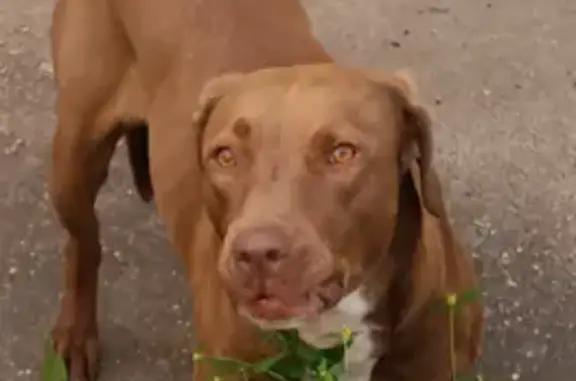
[295,342,325,364]
[313,359,336,381]
[277,330,302,351]
[252,354,285,373]
[317,345,346,366]
[322,371,335,381]
[269,355,308,379]
[265,370,291,381]
[41,339,67,381]
[317,358,328,372]
[256,328,279,343]
[328,362,346,378]
[201,355,251,375]
[458,288,482,304]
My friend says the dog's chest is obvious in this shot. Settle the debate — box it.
[297,290,377,381]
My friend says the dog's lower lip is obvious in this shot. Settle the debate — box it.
[247,295,318,321]
[248,297,293,320]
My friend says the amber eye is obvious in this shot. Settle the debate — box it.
[328,143,358,165]
[213,147,237,167]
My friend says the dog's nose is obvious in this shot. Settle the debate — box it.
[232,227,290,269]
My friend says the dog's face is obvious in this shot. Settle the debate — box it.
[193,65,440,328]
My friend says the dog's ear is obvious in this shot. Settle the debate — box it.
[191,73,245,236]
[192,72,245,134]
[366,68,444,218]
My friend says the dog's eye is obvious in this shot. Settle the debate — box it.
[213,146,237,167]
[328,143,358,165]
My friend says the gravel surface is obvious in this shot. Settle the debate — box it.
[1,0,575,380]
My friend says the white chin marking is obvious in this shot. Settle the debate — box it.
[298,288,378,381]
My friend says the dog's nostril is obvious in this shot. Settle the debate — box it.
[235,247,287,265]
[264,249,284,262]
[237,250,253,264]
[232,226,290,267]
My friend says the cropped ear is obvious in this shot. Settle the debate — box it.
[365,68,444,218]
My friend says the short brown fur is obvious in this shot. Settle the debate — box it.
[47,1,483,381]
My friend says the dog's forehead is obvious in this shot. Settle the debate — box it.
[220,75,392,135]
[202,67,403,152]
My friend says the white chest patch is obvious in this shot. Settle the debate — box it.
[297,289,378,381]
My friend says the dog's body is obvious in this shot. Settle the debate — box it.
[48,1,483,381]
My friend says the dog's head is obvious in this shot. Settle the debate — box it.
[191,64,442,328]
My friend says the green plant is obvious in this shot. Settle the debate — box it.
[442,289,482,381]
[41,338,67,381]
[193,327,354,381]
[193,289,484,381]
[40,289,486,381]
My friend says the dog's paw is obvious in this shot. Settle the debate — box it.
[51,324,100,381]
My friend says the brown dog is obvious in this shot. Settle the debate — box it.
[48,1,483,381]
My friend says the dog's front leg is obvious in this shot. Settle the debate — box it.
[48,117,122,381]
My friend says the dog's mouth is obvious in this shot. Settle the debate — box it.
[237,275,345,329]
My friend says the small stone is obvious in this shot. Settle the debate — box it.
[16,25,31,33]
[113,250,122,260]
[500,251,511,265]
[9,47,23,55]
[506,279,518,288]
[390,40,401,48]
[9,267,17,275]
[39,61,54,77]
[4,138,25,155]
[511,372,520,380]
